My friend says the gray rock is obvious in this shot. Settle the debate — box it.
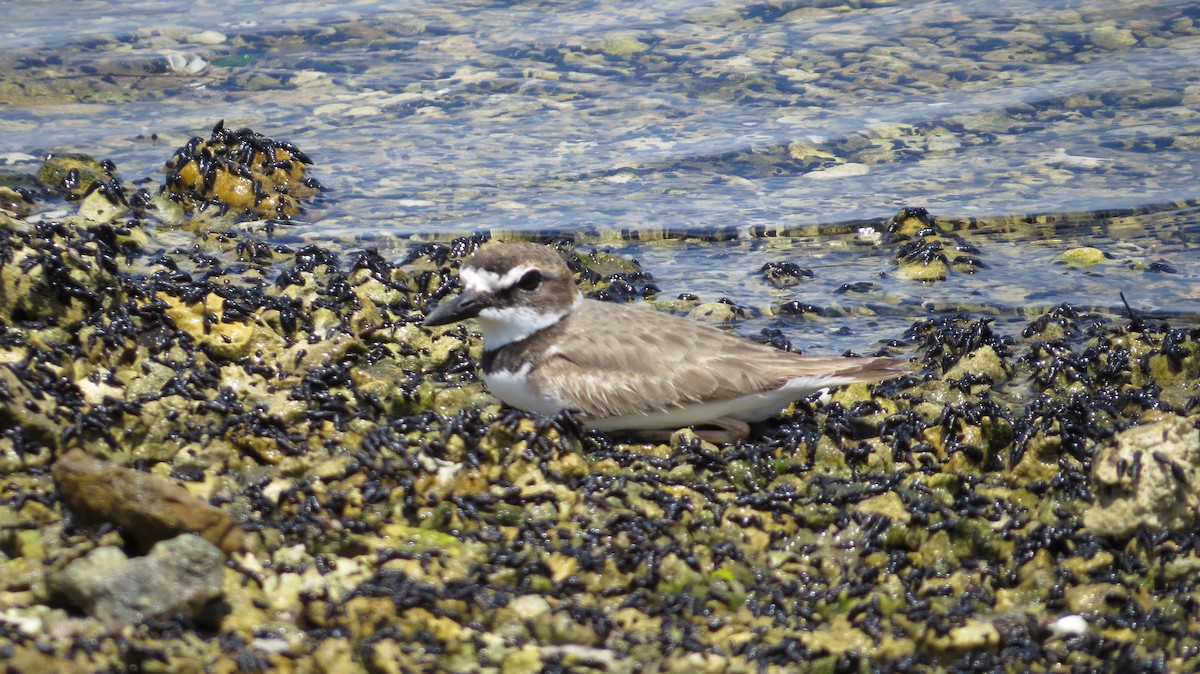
[53,534,225,629]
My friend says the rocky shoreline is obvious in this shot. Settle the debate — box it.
[1,127,1199,672]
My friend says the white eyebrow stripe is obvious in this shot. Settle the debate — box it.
[460,265,534,293]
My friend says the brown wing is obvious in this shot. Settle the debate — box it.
[529,300,905,419]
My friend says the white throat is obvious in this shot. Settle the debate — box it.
[476,306,559,349]
[477,294,582,349]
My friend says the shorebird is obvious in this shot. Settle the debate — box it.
[424,243,906,442]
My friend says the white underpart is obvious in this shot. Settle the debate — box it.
[477,304,573,348]
[586,374,856,431]
[485,363,568,415]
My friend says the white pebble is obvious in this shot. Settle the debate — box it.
[1047,614,1088,639]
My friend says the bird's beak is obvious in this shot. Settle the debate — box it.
[423,290,485,327]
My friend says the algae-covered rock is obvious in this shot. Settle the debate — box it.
[687,301,745,323]
[37,153,107,196]
[593,35,651,56]
[1056,246,1108,267]
[0,186,33,216]
[887,207,981,282]
[943,344,1008,381]
[77,185,128,223]
[1084,415,1200,538]
[1091,26,1137,48]
[158,290,284,360]
[760,261,813,288]
[0,222,121,328]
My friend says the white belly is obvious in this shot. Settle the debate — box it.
[484,365,567,416]
[485,368,836,432]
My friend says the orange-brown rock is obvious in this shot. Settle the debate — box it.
[52,448,244,554]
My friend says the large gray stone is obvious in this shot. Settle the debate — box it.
[53,534,226,629]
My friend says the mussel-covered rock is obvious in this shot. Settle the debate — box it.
[163,120,322,220]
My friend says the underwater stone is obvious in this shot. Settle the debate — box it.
[594,35,651,55]
[1056,247,1108,267]
[1090,26,1137,48]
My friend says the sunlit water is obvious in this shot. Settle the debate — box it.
[1,0,1198,354]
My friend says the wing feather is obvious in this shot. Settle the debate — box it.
[529,300,904,419]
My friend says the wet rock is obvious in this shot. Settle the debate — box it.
[52,449,244,553]
[0,186,33,216]
[0,365,70,451]
[887,207,983,281]
[1084,415,1200,538]
[921,618,1001,653]
[162,120,321,220]
[52,534,225,629]
[760,261,813,288]
[77,185,128,223]
[0,222,120,328]
[568,248,658,302]
[158,291,282,360]
[37,153,107,197]
[687,300,746,323]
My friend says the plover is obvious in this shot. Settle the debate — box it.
[424,243,907,442]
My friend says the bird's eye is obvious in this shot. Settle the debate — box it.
[517,269,542,291]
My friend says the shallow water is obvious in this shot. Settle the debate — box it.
[1,0,1198,352]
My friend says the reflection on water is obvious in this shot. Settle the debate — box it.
[0,0,1197,347]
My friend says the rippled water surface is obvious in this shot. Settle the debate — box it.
[2,0,1198,352]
